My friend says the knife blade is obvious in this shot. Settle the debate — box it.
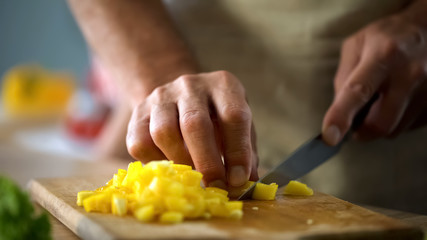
[237,134,343,200]
[237,94,379,200]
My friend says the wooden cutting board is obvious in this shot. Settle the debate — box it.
[29,177,423,240]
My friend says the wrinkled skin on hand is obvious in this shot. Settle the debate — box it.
[126,71,259,188]
[323,14,427,145]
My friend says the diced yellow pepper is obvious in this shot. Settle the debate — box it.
[83,193,111,213]
[164,196,192,214]
[205,187,228,197]
[137,189,164,214]
[112,169,127,188]
[166,182,184,197]
[181,170,203,187]
[283,180,314,196]
[121,161,143,187]
[252,182,278,200]
[207,200,229,217]
[112,194,128,216]
[149,177,173,195]
[226,201,243,211]
[229,209,243,220]
[159,211,184,224]
[205,187,229,202]
[172,164,192,173]
[77,160,252,223]
[145,160,174,176]
[134,205,155,222]
[185,194,206,218]
[76,191,96,206]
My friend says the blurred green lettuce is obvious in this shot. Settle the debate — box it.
[0,176,51,240]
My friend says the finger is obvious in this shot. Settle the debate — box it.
[178,96,226,187]
[354,64,423,140]
[389,78,427,137]
[354,90,409,140]
[334,36,363,92]
[322,51,389,145]
[126,105,166,162]
[150,102,193,167]
[211,81,252,187]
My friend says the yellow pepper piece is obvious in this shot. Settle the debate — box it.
[229,210,243,220]
[172,164,192,173]
[226,201,243,211]
[121,161,143,187]
[205,187,229,202]
[134,205,155,222]
[283,180,314,196]
[181,170,203,187]
[160,211,184,224]
[112,194,128,216]
[83,193,111,213]
[112,169,127,188]
[252,182,278,200]
[76,191,96,206]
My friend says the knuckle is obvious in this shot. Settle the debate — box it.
[127,138,152,161]
[150,86,168,102]
[378,38,399,60]
[215,70,240,88]
[177,74,196,91]
[221,104,252,125]
[180,110,209,132]
[345,82,374,103]
[150,122,176,143]
[216,70,233,79]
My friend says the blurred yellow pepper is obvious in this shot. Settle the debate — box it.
[2,65,74,118]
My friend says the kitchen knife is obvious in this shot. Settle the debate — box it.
[238,94,378,200]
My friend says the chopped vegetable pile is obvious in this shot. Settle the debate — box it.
[0,176,51,240]
[77,161,246,223]
[77,161,314,224]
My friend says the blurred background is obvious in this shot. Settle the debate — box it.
[0,0,107,161]
[0,0,88,81]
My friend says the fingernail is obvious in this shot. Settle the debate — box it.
[208,180,227,189]
[323,125,341,146]
[229,165,248,187]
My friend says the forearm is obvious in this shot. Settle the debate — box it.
[67,0,199,107]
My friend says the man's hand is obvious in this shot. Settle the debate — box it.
[323,10,427,145]
[126,71,259,188]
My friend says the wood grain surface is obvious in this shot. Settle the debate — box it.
[29,177,423,240]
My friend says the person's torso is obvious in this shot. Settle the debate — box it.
[163,0,427,214]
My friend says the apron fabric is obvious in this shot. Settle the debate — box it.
[163,0,427,213]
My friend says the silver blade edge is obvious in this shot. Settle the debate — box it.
[237,134,344,200]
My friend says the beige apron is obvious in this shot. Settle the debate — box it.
[163,0,427,214]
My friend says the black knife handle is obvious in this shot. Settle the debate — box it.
[350,93,379,130]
